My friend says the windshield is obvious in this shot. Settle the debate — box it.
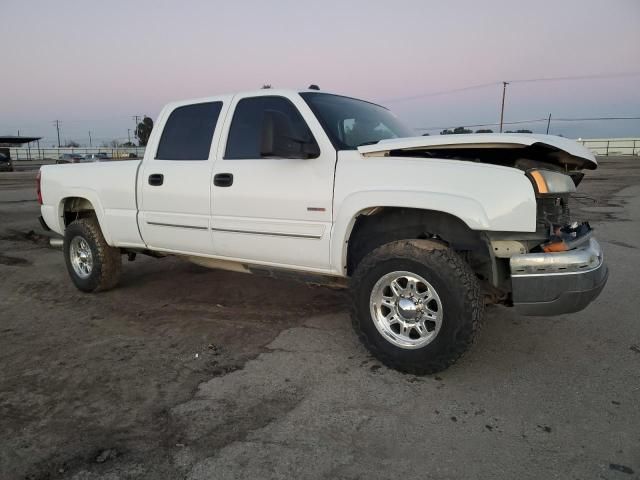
[300,92,414,150]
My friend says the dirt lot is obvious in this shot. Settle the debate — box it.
[1,158,639,479]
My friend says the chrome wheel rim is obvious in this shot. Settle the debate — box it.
[70,236,93,279]
[369,271,443,349]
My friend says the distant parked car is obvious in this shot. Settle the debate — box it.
[115,151,137,159]
[56,153,85,164]
[0,152,13,172]
[84,153,111,162]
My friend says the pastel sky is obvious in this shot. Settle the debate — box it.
[1,0,639,146]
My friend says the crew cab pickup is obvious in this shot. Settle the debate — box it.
[37,88,608,374]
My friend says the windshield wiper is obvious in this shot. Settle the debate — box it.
[356,140,380,147]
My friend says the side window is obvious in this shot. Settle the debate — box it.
[156,101,222,160]
[225,96,319,159]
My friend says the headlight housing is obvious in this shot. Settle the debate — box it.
[527,169,576,196]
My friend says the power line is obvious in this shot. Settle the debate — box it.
[551,116,640,121]
[507,71,640,85]
[416,118,548,131]
[382,82,499,103]
[383,71,640,104]
[416,115,640,132]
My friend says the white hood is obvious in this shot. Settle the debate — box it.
[357,134,597,170]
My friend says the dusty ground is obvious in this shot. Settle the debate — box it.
[0,157,638,480]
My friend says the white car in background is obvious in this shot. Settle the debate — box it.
[84,153,111,162]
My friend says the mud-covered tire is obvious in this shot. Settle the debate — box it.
[350,239,483,375]
[63,217,121,293]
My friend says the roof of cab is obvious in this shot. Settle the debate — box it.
[165,88,331,109]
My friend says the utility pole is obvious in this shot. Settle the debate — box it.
[54,120,61,147]
[132,115,141,143]
[88,131,92,147]
[546,114,552,134]
[499,82,509,133]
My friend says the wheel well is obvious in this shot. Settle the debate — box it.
[346,207,493,280]
[62,197,97,226]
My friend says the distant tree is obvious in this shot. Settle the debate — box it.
[440,126,472,135]
[505,129,532,133]
[475,129,494,133]
[120,141,136,147]
[261,84,272,89]
[135,116,154,146]
[422,133,430,136]
[64,140,80,147]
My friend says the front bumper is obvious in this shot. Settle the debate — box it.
[510,238,608,316]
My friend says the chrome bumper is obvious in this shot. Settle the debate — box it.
[510,238,608,316]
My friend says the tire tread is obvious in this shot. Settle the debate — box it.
[64,216,121,292]
[350,239,483,375]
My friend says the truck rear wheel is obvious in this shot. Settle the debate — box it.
[350,239,483,375]
[63,217,121,293]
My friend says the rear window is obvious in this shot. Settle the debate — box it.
[156,101,223,160]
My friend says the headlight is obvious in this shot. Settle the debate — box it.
[527,169,576,196]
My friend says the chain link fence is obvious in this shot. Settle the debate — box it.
[8,146,146,161]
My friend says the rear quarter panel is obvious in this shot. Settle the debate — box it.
[40,160,144,247]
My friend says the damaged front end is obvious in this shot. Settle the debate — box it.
[358,133,608,316]
[498,167,608,316]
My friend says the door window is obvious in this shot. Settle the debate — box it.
[156,101,223,160]
[224,96,319,160]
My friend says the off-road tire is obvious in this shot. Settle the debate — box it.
[350,239,483,375]
[63,217,121,293]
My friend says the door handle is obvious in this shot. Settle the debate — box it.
[214,173,233,187]
[148,174,164,186]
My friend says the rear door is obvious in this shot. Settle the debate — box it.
[138,97,231,254]
[210,92,336,271]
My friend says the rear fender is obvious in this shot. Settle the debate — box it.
[56,190,112,245]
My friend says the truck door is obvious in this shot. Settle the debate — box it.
[210,93,336,271]
[138,98,230,254]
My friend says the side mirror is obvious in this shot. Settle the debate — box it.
[301,139,320,158]
[260,110,319,159]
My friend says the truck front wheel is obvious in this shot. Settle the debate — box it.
[350,239,483,375]
[63,217,121,293]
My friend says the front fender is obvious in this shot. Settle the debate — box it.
[330,155,537,274]
[330,190,493,274]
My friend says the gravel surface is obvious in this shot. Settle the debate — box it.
[0,158,638,479]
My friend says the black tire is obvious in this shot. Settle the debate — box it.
[63,216,121,293]
[350,239,483,375]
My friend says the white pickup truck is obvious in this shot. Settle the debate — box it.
[37,88,608,374]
